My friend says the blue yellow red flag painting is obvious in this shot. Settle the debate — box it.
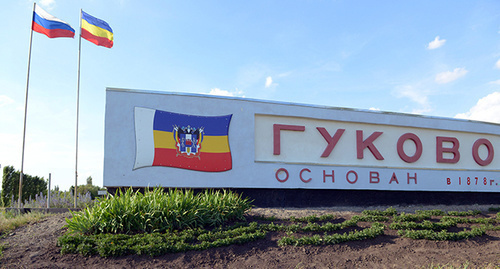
[134,107,232,172]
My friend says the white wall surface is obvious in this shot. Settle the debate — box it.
[104,88,500,192]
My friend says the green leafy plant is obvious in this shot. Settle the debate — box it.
[58,221,267,257]
[398,227,486,241]
[488,207,500,212]
[65,188,252,234]
[446,210,481,216]
[277,223,385,246]
[58,204,500,258]
[361,207,398,216]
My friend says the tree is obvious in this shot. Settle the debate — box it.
[1,166,47,207]
[69,179,104,200]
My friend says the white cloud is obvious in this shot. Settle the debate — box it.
[265,76,273,88]
[427,36,446,50]
[39,0,56,10]
[393,84,432,114]
[278,71,292,78]
[236,64,270,89]
[0,95,14,107]
[395,85,428,106]
[495,59,500,69]
[455,92,500,123]
[264,76,279,89]
[208,88,244,97]
[435,68,468,84]
[209,88,234,96]
[236,64,287,89]
[489,79,500,85]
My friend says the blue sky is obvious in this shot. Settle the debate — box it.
[2,0,500,191]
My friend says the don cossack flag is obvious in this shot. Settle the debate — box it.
[134,107,232,172]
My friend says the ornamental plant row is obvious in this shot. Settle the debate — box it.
[59,191,500,257]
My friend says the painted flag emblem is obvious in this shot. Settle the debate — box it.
[134,107,232,172]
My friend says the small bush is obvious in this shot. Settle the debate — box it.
[447,210,481,216]
[65,188,253,234]
[398,227,486,241]
[278,222,385,246]
[362,207,398,216]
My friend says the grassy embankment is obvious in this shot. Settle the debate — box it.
[2,188,500,268]
[58,188,500,259]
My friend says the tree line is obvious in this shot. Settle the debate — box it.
[1,166,103,207]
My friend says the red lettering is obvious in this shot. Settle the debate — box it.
[397,133,423,163]
[323,170,335,183]
[273,124,305,155]
[317,127,345,157]
[356,130,384,160]
[407,173,417,184]
[275,168,289,182]
[389,173,399,184]
[472,138,494,166]
[369,171,380,183]
[300,168,312,183]
[346,170,358,184]
[436,136,460,163]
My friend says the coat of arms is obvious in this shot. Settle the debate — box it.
[173,125,204,158]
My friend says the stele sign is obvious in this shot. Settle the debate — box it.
[103,88,500,193]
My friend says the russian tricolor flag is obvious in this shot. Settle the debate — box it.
[32,5,75,38]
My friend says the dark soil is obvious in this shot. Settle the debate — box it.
[2,205,500,268]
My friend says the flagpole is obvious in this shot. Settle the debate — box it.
[19,2,37,209]
[74,9,82,208]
